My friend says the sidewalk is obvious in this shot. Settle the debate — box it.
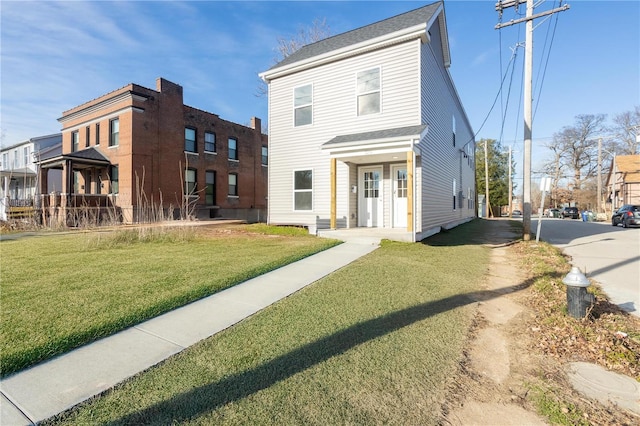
[1,240,379,425]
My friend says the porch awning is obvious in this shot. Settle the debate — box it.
[1,168,37,178]
[321,124,427,164]
[39,147,111,170]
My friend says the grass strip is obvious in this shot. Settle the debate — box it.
[47,224,490,425]
[0,225,338,376]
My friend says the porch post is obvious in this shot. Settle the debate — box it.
[407,151,414,233]
[330,158,336,229]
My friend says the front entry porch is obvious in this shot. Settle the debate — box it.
[322,124,427,238]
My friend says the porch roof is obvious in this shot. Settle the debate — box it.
[321,124,427,164]
[0,167,36,178]
[39,147,111,170]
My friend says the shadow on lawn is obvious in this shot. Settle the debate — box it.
[422,218,522,247]
[101,274,543,425]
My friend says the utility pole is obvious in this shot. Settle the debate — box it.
[597,138,602,214]
[484,139,491,218]
[508,145,513,217]
[496,0,570,240]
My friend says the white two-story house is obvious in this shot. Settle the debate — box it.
[259,1,476,242]
[1,134,62,220]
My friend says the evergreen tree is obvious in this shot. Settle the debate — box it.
[475,139,513,217]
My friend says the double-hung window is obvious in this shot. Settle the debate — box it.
[109,118,119,147]
[184,168,197,195]
[357,68,381,116]
[110,165,119,194]
[185,128,197,153]
[294,84,312,126]
[228,137,238,160]
[205,132,216,152]
[23,147,29,166]
[72,131,79,152]
[261,146,268,166]
[294,169,313,211]
[95,123,100,145]
[228,173,238,197]
[205,171,216,205]
[452,115,456,147]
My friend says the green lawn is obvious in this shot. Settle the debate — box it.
[0,225,338,376]
[46,223,491,425]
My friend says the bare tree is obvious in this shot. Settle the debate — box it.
[539,141,567,207]
[553,114,607,191]
[256,18,331,97]
[610,106,640,155]
[274,18,331,61]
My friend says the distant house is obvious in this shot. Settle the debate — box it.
[606,154,640,208]
[259,1,475,242]
[40,78,268,225]
[0,134,62,221]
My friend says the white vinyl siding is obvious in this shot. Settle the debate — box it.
[268,41,421,226]
[419,32,475,232]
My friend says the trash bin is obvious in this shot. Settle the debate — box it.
[587,211,594,222]
[581,211,587,221]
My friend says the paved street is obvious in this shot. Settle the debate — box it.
[533,217,640,317]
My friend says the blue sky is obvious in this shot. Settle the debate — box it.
[1,0,638,178]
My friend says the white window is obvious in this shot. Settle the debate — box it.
[23,147,30,166]
[452,115,456,147]
[294,84,312,126]
[294,169,313,211]
[2,153,7,170]
[357,67,381,115]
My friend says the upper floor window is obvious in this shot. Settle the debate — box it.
[294,84,312,126]
[72,131,79,152]
[205,132,216,152]
[109,118,119,147]
[261,146,268,166]
[452,115,456,147]
[294,169,313,211]
[13,150,18,168]
[95,123,100,145]
[23,147,29,166]
[357,67,381,115]
[85,126,90,148]
[185,128,197,153]
[228,137,238,160]
[2,153,7,169]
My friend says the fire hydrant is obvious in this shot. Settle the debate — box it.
[562,266,595,318]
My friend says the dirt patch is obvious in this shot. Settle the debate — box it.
[441,220,640,425]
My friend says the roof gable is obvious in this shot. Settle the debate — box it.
[262,1,448,80]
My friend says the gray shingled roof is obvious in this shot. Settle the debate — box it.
[66,148,110,163]
[269,1,442,71]
[323,125,427,146]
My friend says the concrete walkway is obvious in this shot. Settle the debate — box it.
[1,239,379,425]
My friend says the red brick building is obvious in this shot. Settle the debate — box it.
[40,78,268,224]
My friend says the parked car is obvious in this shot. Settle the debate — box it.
[561,207,579,219]
[512,210,522,217]
[611,204,640,228]
[547,208,560,218]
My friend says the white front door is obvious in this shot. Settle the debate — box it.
[358,166,383,227]
[392,165,408,228]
